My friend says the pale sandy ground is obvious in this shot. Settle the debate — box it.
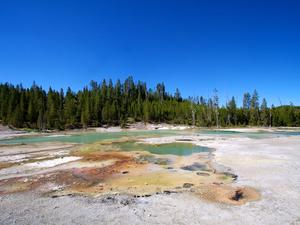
[0,125,28,140]
[216,127,274,132]
[1,130,300,224]
[0,143,77,180]
[94,122,191,132]
[215,127,300,133]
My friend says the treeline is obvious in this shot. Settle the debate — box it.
[0,76,300,130]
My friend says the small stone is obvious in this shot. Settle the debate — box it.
[183,183,194,188]
[231,189,244,201]
[196,172,210,176]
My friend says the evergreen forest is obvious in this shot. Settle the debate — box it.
[1,76,299,130]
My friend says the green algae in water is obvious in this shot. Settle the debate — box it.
[118,142,210,156]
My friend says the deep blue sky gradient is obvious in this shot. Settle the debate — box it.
[0,0,299,106]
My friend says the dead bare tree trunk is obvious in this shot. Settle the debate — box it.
[213,89,219,128]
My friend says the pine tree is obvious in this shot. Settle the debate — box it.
[227,97,237,126]
[260,98,269,126]
[80,87,90,128]
[242,92,251,125]
[46,88,61,129]
[250,90,259,126]
[64,87,77,128]
[175,88,182,102]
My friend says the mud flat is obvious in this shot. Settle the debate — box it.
[0,130,300,224]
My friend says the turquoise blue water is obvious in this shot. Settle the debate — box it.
[1,129,299,156]
[117,142,210,156]
[195,129,300,139]
[0,130,179,145]
[275,131,300,136]
[1,129,299,146]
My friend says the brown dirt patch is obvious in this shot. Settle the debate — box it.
[197,184,260,205]
[0,162,16,170]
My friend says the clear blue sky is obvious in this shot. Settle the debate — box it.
[0,0,299,106]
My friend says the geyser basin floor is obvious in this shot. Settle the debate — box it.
[0,134,257,205]
[1,129,299,225]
